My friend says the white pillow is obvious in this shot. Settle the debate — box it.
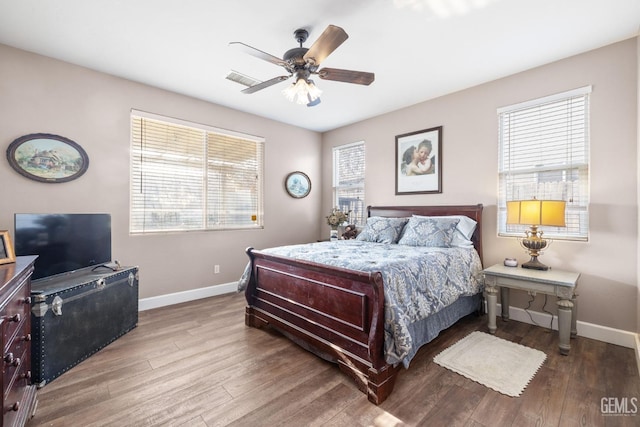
[413,215,477,248]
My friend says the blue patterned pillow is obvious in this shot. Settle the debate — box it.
[356,216,409,244]
[397,216,460,247]
[413,215,477,248]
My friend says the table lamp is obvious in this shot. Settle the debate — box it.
[506,199,566,270]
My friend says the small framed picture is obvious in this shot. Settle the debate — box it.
[395,126,443,195]
[285,171,311,198]
[0,231,16,265]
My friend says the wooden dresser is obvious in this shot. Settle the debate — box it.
[0,256,37,427]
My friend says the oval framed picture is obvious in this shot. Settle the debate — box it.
[285,171,311,198]
[6,133,89,183]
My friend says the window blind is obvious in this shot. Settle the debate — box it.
[333,141,365,226]
[498,86,590,241]
[130,112,264,234]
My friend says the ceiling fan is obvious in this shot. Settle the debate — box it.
[227,25,375,107]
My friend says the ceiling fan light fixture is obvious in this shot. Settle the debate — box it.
[283,77,321,105]
[231,25,373,103]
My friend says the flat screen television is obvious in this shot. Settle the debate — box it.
[14,213,112,281]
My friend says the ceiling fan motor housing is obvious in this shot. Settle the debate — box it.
[283,47,308,66]
[283,29,318,73]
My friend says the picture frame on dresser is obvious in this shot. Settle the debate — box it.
[0,230,16,265]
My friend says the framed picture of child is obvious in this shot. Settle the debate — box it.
[395,126,442,195]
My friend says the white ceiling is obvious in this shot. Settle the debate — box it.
[0,0,638,132]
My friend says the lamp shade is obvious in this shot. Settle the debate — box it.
[506,199,566,227]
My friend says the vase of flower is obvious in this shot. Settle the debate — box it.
[330,227,338,241]
[326,207,350,241]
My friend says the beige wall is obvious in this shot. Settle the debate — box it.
[1,38,638,333]
[637,36,640,335]
[0,43,322,299]
[322,38,639,332]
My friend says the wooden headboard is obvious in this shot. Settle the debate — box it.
[367,204,484,264]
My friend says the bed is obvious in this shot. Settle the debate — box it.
[239,204,484,404]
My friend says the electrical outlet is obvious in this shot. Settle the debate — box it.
[214,265,220,274]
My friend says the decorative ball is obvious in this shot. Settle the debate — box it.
[504,258,518,267]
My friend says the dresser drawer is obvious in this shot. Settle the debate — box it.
[3,321,30,399]
[1,278,30,350]
[3,355,31,427]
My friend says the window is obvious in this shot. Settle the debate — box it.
[498,86,590,241]
[333,141,365,226]
[130,111,264,234]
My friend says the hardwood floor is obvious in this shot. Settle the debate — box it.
[27,293,639,427]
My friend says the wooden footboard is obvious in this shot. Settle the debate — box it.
[244,248,400,404]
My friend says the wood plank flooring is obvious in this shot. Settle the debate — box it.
[27,293,639,427]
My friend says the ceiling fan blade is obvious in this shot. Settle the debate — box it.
[303,25,348,66]
[229,42,286,67]
[317,68,375,85]
[241,75,290,94]
[226,70,262,88]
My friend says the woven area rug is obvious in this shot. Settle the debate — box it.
[433,331,546,397]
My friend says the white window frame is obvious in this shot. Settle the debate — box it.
[332,141,365,226]
[497,86,591,241]
[130,110,264,234]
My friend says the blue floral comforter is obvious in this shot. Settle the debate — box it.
[238,240,483,366]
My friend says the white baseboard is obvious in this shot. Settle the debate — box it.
[138,282,238,311]
[140,289,637,351]
[492,302,637,349]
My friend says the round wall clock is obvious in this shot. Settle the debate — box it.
[6,133,89,183]
[285,171,311,198]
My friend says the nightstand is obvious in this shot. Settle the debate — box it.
[483,264,580,355]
